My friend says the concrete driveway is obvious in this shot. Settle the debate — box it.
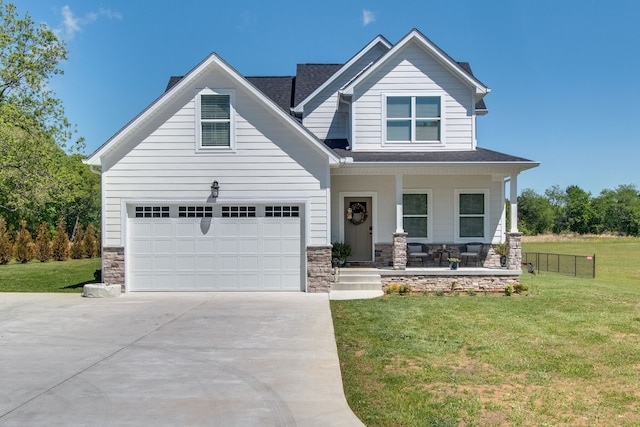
[0,292,364,426]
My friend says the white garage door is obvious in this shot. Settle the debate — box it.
[128,205,303,291]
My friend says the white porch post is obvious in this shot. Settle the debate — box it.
[395,174,404,233]
[510,173,518,233]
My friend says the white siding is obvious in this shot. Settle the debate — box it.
[352,42,476,151]
[302,44,388,141]
[103,70,330,247]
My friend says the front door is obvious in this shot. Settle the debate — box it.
[344,197,373,261]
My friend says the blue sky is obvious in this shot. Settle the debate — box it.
[15,0,640,195]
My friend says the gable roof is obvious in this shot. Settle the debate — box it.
[246,76,295,111]
[339,28,490,100]
[85,53,340,167]
[291,35,392,113]
[293,64,343,107]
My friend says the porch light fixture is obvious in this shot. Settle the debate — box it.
[210,180,220,198]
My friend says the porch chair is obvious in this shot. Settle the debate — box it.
[460,243,483,267]
[407,243,430,266]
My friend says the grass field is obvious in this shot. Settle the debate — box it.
[0,258,101,292]
[331,237,640,426]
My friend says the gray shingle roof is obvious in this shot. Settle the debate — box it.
[293,64,343,107]
[331,146,534,163]
[246,76,294,111]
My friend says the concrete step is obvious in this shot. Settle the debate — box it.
[332,268,382,291]
[331,281,382,291]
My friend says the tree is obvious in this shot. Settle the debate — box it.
[51,218,69,261]
[34,221,51,262]
[70,224,84,259]
[565,185,597,234]
[592,185,640,236]
[0,1,71,145]
[0,1,88,229]
[13,219,34,263]
[517,188,554,235]
[82,223,97,258]
[545,185,569,234]
[0,216,12,264]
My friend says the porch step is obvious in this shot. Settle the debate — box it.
[331,268,382,291]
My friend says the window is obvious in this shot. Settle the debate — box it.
[221,206,256,218]
[456,191,488,239]
[196,89,234,150]
[266,206,300,217]
[135,206,169,218]
[403,193,430,240]
[178,206,213,218]
[386,96,440,143]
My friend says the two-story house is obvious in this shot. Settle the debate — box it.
[85,29,538,293]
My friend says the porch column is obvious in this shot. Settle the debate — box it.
[395,174,404,233]
[509,173,518,232]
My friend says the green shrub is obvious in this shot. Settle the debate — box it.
[398,284,412,295]
[385,283,399,294]
[514,284,529,294]
[504,285,514,296]
[331,241,353,263]
[385,283,412,295]
[435,289,445,297]
[51,219,70,261]
[34,222,51,262]
[0,218,13,265]
[14,220,35,264]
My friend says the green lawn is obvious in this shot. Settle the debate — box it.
[331,237,640,426]
[0,258,101,292]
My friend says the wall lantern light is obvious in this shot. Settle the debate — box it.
[211,180,220,198]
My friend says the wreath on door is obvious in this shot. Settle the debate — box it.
[346,202,368,225]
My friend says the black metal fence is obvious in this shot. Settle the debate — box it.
[522,252,596,279]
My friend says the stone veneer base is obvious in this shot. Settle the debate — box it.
[102,247,125,291]
[307,245,332,293]
[380,269,521,293]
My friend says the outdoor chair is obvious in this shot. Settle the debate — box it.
[407,243,430,266]
[460,243,483,267]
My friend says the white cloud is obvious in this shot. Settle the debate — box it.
[362,9,375,26]
[56,5,122,40]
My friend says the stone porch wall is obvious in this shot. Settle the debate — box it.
[102,247,125,290]
[392,232,408,270]
[506,232,523,270]
[375,243,393,267]
[307,246,332,293]
[382,274,520,293]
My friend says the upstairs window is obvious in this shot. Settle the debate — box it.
[386,96,441,143]
[196,89,235,150]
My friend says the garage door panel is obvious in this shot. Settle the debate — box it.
[153,255,174,271]
[129,211,302,291]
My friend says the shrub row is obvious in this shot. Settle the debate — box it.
[0,218,100,264]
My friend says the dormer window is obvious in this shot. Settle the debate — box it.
[195,89,235,151]
[385,95,441,143]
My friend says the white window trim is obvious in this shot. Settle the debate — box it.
[403,189,433,243]
[195,88,236,153]
[454,189,489,243]
[382,93,445,148]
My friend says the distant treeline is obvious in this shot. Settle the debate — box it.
[518,184,640,236]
